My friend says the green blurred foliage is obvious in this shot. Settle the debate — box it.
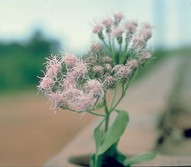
[0,30,61,92]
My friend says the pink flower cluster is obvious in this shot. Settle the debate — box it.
[38,53,104,112]
[92,12,152,50]
[38,12,153,112]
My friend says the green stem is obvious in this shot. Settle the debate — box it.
[102,39,111,52]
[88,111,106,117]
[110,87,117,111]
[66,108,105,117]
[118,44,122,64]
[104,93,110,132]
[120,43,128,64]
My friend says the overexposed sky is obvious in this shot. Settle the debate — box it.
[0,0,191,52]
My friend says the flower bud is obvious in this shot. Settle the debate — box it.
[104,76,116,89]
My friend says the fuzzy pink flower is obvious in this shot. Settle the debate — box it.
[111,27,124,38]
[114,66,132,79]
[139,23,152,41]
[93,24,103,34]
[85,56,97,64]
[102,18,113,27]
[102,56,112,64]
[112,65,124,73]
[85,79,104,101]
[104,76,116,89]
[69,96,92,112]
[62,53,78,68]
[132,36,146,49]
[126,59,139,69]
[93,65,104,74]
[113,12,124,22]
[140,51,152,60]
[64,88,92,112]
[91,43,102,52]
[63,76,76,89]
[47,92,65,110]
[70,61,88,79]
[125,21,137,34]
[140,28,152,41]
[104,64,112,72]
[38,76,54,91]
[45,55,62,78]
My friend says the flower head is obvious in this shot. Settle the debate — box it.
[113,12,124,22]
[64,88,92,112]
[101,56,112,64]
[91,43,102,52]
[126,59,139,69]
[47,92,65,110]
[93,65,104,74]
[93,24,103,34]
[38,76,54,92]
[84,79,104,100]
[70,61,88,79]
[45,55,62,78]
[102,18,113,27]
[114,66,132,79]
[104,76,116,89]
[62,53,78,68]
[125,21,137,34]
[111,27,124,38]
[140,51,152,61]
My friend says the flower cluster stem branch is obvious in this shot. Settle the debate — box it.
[104,93,110,132]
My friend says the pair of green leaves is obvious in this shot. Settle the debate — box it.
[91,110,129,167]
[94,110,129,156]
[92,110,157,167]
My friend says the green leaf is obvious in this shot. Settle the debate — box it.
[97,110,129,155]
[123,151,157,166]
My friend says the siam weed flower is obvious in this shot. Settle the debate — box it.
[62,53,78,68]
[63,76,77,89]
[140,51,152,61]
[139,23,152,42]
[126,59,139,69]
[102,18,113,27]
[85,56,97,64]
[91,43,102,53]
[84,79,104,101]
[104,64,112,72]
[104,76,116,89]
[125,21,137,34]
[64,88,92,112]
[132,36,146,49]
[45,55,62,78]
[93,23,104,40]
[113,12,124,24]
[140,28,152,42]
[112,64,124,73]
[102,56,112,64]
[93,65,104,74]
[111,27,124,38]
[70,61,88,79]
[47,92,65,110]
[93,23,103,34]
[114,66,132,79]
[38,76,54,92]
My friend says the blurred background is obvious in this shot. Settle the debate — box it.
[0,0,191,166]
